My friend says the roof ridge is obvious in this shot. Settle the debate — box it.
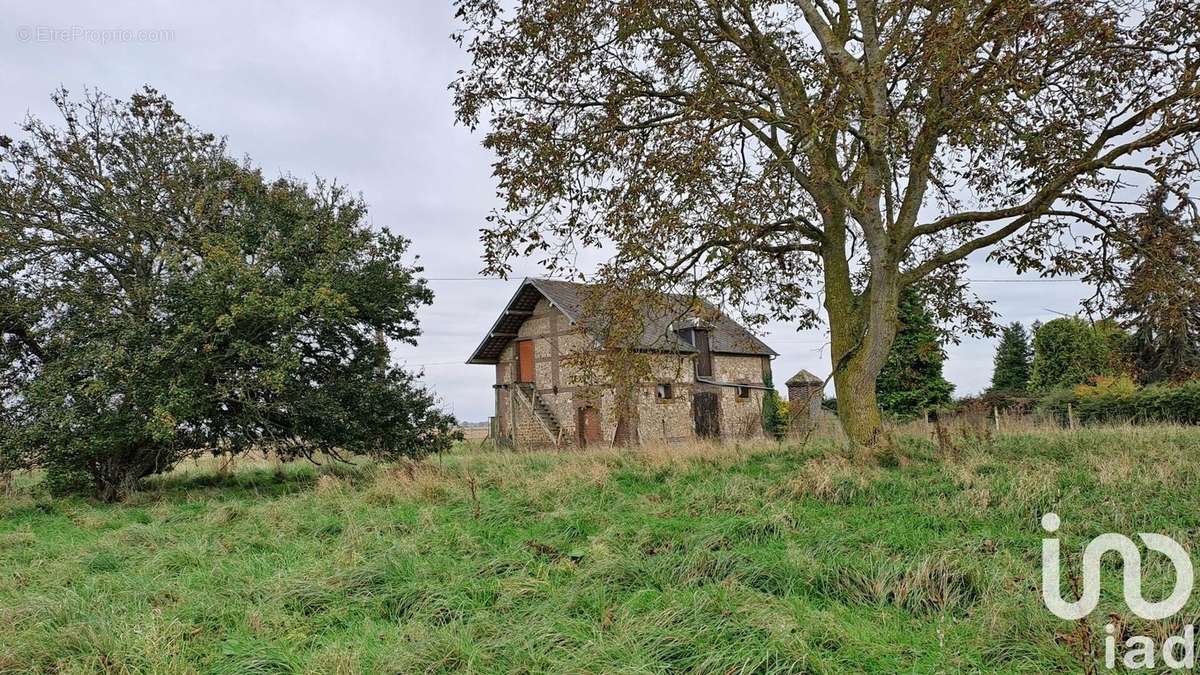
[468,278,778,364]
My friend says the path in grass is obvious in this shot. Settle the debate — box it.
[3,428,1200,673]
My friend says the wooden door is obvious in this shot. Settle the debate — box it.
[516,340,535,383]
[576,406,601,447]
[693,392,720,438]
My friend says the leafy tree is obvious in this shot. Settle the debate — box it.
[876,288,954,418]
[0,88,459,500]
[1029,317,1120,392]
[452,0,1200,447]
[1110,187,1200,384]
[989,323,1032,393]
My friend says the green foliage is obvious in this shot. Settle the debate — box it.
[876,289,954,418]
[0,88,458,500]
[1112,187,1200,384]
[988,322,1031,393]
[1040,378,1200,425]
[1029,317,1122,392]
[760,374,788,441]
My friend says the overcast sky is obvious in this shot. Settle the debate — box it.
[2,2,1094,422]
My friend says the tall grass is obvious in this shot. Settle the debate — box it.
[2,428,1199,672]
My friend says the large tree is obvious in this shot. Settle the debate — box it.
[1108,187,1200,383]
[0,88,458,500]
[1029,317,1120,391]
[453,0,1200,446]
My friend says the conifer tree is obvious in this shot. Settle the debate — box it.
[989,323,1032,393]
[876,288,954,418]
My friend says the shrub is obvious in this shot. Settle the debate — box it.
[1040,378,1200,425]
[1073,374,1139,400]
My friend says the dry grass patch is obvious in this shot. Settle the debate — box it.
[997,463,1060,518]
[1091,451,1137,486]
[363,462,464,506]
[780,455,883,505]
[538,460,612,494]
[314,474,347,495]
[631,439,755,470]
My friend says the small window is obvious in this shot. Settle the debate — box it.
[656,383,674,400]
[736,385,752,399]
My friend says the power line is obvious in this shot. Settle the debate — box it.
[424,275,1085,284]
[968,278,1084,283]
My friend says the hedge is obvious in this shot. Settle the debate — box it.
[1039,380,1200,425]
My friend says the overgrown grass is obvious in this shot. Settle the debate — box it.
[3,428,1200,673]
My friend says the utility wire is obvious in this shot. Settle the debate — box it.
[423,276,1085,283]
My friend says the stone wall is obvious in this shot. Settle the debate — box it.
[633,353,696,443]
[711,354,770,440]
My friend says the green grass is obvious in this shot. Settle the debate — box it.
[3,428,1200,673]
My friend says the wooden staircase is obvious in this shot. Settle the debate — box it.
[514,383,564,446]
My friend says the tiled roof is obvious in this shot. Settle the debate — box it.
[467,278,777,364]
[786,369,823,385]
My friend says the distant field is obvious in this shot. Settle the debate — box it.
[3,427,1200,672]
[456,426,491,441]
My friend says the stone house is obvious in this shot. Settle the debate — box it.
[467,278,779,448]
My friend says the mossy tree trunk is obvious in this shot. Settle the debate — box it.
[821,207,901,449]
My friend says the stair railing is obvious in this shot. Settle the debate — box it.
[512,383,560,446]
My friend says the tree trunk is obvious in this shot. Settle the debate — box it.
[833,357,886,447]
[818,196,901,450]
[823,258,900,448]
[92,450,166,502]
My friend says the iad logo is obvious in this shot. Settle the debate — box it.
[1041,513,1198,670]
[1041,512,1193,620]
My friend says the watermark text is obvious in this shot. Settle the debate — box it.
[15,25,175,44]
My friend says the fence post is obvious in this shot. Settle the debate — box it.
[1067,402,1076,431]
[993,406,1000,433]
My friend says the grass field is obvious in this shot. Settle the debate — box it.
[3,428,1200,673]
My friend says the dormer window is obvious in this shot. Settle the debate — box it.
[672,317,712,349]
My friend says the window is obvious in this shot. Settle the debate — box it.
[736,385,752,399]
[655,383,674,400]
